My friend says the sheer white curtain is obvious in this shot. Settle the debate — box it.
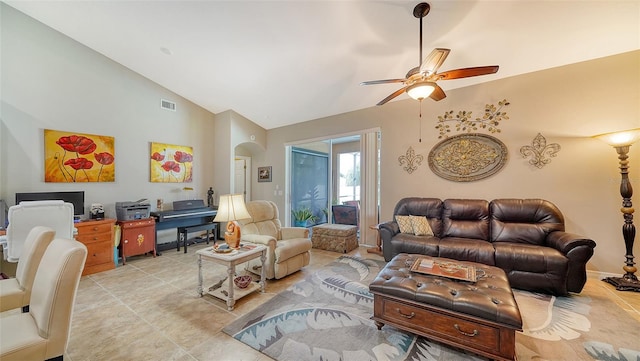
[359,131,380,247]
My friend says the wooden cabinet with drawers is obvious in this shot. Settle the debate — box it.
[75,218,116,276]
[118,218,156,264]
[372,294,518,361]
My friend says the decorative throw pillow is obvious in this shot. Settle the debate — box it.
[410,215,434,236]
[395,215,413,234]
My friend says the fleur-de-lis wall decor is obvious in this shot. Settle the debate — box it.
[398,146,423,174]
[520,133,561,168]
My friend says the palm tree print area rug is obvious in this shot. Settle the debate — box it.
[223,256,640,361]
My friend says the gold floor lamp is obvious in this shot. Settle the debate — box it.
[594,127,640,292]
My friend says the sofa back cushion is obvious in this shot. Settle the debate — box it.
[490,199,565,245]
[240,200,282,239]
[393,198,443,236]
[442,199,490,241]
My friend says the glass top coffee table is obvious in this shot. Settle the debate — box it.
[196,243,266,310]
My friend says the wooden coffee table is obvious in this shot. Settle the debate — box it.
[196,243,266,310]
[369,254,522,361]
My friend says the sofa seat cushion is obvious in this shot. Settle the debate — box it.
[494,242,568,295]
[390,234,439,257]
[438,237,495,265]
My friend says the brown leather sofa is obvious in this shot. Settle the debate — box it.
[379,198,596,295]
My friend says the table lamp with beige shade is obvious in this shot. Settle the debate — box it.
[213,194,251,249]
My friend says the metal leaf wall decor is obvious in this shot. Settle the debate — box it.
[435,99,510,139]
[520,133,561,168]
[398,146,423,174]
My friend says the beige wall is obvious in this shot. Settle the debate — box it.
[264,51,640,275]
[0,4,216,244]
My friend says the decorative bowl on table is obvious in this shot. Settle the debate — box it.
[213,243,233,253]
[234,275,252,289]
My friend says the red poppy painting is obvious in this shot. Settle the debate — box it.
[150,142,193,183]
[44,129,115,182]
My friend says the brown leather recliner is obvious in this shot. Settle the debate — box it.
[379,198,596,295]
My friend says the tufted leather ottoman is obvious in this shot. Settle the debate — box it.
[369,253,522,361]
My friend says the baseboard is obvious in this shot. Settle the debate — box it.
[587,269,620,279]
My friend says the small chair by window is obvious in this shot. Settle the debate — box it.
[332,205,359,227]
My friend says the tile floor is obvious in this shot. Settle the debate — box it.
[68,243,378,361]
[2,243,639,361]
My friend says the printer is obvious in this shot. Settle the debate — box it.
[115,199,151,221]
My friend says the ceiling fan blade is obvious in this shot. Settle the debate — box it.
[377,87,408,106]
[429,84,446,101]
[360,78,406,86]
[419,48,450,75]
[437,66,499,80]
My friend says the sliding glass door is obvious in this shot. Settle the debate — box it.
[286,129,380,247]
[290,147,329,227]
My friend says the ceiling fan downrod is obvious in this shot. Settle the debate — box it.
[414,2,431,68]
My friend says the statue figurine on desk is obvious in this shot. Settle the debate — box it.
[207,187,214,208]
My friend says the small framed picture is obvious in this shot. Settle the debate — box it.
[258,166,272,182]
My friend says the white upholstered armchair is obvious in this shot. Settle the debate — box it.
[0,201,74,262]
[239,200,312,279]
[0,226,56,312]
[0,237,87,361]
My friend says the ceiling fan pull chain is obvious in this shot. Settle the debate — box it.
[419,100,423,142]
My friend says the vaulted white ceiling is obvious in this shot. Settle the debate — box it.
[4,1,639,129]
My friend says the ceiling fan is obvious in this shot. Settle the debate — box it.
[361,2,499,106]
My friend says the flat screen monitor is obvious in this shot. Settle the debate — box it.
[15,191,85,216]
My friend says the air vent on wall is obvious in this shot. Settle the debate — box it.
[160,99,176,112]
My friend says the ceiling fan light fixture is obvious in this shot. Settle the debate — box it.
[406,81,436,100]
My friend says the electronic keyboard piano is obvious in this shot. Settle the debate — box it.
[151,200,218,254]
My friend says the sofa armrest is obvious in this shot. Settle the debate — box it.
[379,221,400,261]
[242,234,277,249]
[546,231,596,255]
[547,231,596,293]
[281,227,309,240]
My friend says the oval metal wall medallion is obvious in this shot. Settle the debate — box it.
[428,133,508,182]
